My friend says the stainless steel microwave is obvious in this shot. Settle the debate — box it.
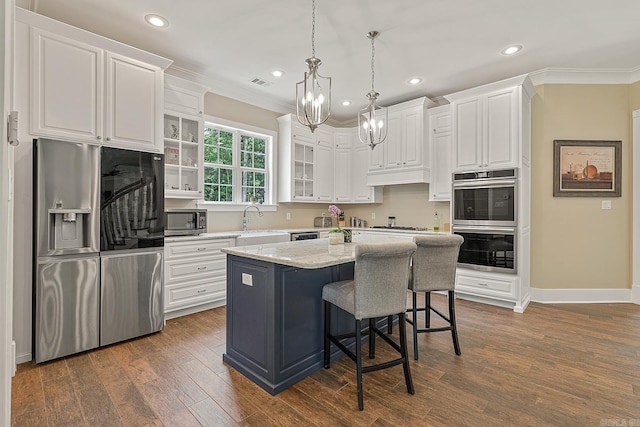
[164,209,207,236]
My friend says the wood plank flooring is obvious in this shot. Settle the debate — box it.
[11,296,640,426]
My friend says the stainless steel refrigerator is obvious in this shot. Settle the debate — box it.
[34,139,165,363]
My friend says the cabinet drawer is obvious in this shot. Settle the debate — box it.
[165,238,234,260]
[456,272,515,299]
[165,278,226,311]
[165,257,225,282]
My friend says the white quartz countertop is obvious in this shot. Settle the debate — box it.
[221,234,414,269]
[165,227,438,243]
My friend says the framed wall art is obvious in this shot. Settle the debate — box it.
[553,140,621,197]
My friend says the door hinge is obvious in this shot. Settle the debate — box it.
[8,111,19,146]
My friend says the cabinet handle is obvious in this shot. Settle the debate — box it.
[478,283,488,287]
[197,266,207,270]
[403,162,406,165]
[106,137,111,141]
[397,162,400,165]
[96,136,102,140]
[197,289,207,294]
[197,247,207,251]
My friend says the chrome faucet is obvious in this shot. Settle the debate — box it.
[242,205,263,231]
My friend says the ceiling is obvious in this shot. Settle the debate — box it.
[16,0,640,125]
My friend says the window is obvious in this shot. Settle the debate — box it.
[202,120,273,205]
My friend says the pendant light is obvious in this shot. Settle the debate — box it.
[358,31,388,150]
[296,0,332,133]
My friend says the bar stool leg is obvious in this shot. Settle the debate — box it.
[355,319,364,410]
[424,291,431,328]
[324,300,331,368]
[412,291,419,360]
[398,313,415,395]
[449,290,461,355]
[387,315,393,334]
[368,318,375,359]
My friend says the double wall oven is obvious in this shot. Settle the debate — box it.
[452,168,517,273]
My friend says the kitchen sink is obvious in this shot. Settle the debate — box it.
[235,231,290,246]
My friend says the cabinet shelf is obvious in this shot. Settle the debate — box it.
[164,112,203,198]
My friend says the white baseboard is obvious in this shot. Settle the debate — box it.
[632,284,640,304]
[531,287,632,304]
[15,353,31,365]
[11,341,15,377]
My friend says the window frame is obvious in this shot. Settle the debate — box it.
[197,116,278,212]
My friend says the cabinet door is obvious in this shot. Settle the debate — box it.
[454,98,482,171]
[30,28,103,142]
[333,146,351,202]
[485,88,517,168]
[352,145,374,202]
[402,107,423,168]
[104,52,162,152]
[384,111,402,169]
[429,130,452,201]
[314,140,334,202]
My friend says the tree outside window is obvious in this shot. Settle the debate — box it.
[203,124,270,204]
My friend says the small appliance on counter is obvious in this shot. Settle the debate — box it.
[165,209,207,236]
[313,216,333,228]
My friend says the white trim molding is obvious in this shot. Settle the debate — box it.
[529,67,640,86]
[632,285,640,305]
[531,287,632,304]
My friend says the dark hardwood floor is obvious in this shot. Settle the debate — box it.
[11,295,640,426]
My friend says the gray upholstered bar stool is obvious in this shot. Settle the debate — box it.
[323,241,417,411]
[406,234,464,360]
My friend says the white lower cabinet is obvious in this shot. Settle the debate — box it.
[164,237,234,319]
[455,268,517,304]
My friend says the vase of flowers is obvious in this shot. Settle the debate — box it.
[327,205,352,244]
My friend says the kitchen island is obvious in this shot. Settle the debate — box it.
[221,234,413,395]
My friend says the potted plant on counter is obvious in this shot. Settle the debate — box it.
[327,205,352,244]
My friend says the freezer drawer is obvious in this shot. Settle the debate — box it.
[100,250,164,346]
[35,256,100,363]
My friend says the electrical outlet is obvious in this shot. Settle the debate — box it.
[602,200,611,210]
[286,212,291,220]
[371,212,376,219]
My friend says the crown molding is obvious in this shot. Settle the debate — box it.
[529,67,640,86]
[166,65,296,117]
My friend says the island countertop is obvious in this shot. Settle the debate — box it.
[221,234,413,269]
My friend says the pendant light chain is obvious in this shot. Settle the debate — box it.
[370,34,375,92]
[311,0,316,58]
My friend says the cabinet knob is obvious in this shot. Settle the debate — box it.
[106,137,111,141]
[96,136,101,140]
[403,162,406,165]
[397,162,400,166]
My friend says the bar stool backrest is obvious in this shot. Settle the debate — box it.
[353,242,416,320]
[411,235,464,293]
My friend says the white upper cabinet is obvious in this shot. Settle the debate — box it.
[446,75,535,172]
[24,9,171,152]
[333,130,353,202]
[366,97,435,186]
[30,28,103,143]
[428,105,452,201]
[104,52,162,150]
[163,76,208,199]
[314,128,334,202]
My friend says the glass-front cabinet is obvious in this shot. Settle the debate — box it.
[293,142,315,199]
[164,113,203,198]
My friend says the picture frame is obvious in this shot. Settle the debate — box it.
[553,140,622,197]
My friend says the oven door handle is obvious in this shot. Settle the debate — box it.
[452,226,516,235]
[452,179,517,189]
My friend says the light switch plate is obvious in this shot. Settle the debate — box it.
[602,200,612,210]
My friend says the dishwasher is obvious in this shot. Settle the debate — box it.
[290,231,320,241]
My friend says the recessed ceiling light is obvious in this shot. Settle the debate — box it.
[408,77,423,85]
[144,14,169,28]
[271,70,285,78]
[341,100,352,106]
[501,45,522,55]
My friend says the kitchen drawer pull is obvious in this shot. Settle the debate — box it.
[197,289,207,294]
[197,266,207,270]
[197,247,207,251]
[478,283,488,287]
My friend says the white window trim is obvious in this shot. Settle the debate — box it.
[197,115,278,212]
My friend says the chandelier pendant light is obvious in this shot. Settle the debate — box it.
[296,0,331,133]
[358,31,388,150]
